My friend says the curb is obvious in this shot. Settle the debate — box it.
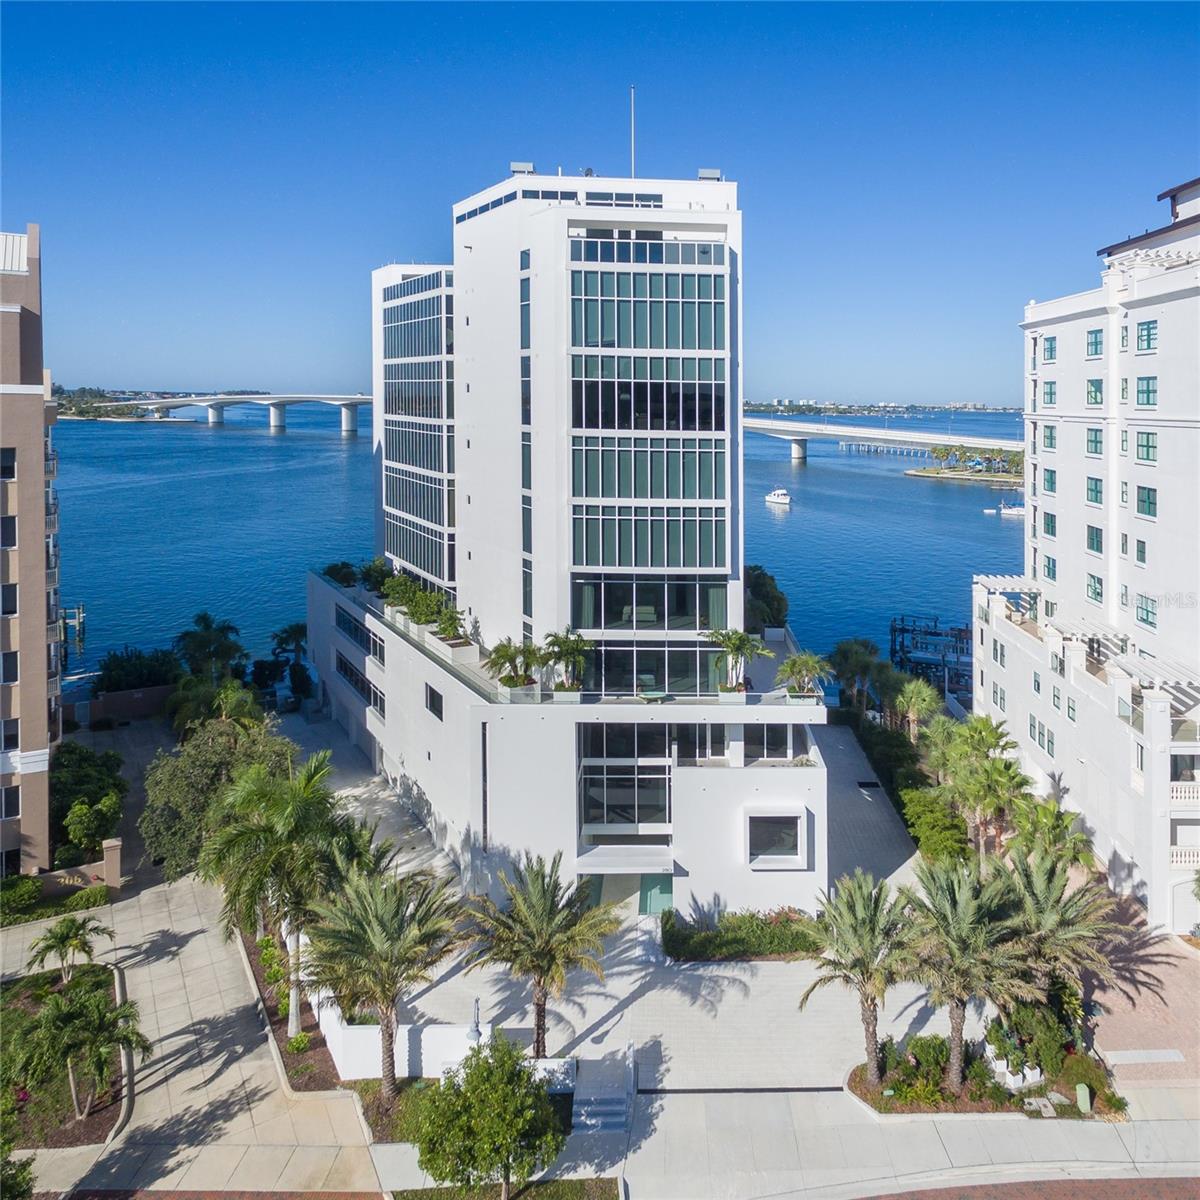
[840,1065,1027,1122]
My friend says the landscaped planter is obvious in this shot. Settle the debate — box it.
[785,692,823,706]
[552,689,582,704]
[498,681,541,704]
[718,689,747,704]
[984,1044,1043,1091]
[425,635,480,666]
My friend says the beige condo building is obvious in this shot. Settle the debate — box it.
[1,223,61,875]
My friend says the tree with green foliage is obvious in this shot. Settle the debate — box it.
[798,871,910,1088]
[901,788,970,863]
[1008,794,1095,868]
[777,650,833,696]
[895,676,943,745]
[49,742,128,859]
[919,714,961,786]
[199,751,376,1037]
[270,622,308,663]
[63,791,122,857]
[304,867,458,1105]
[904,858,1042,1093]
[26,915,115,985]
[140,718,298,881]
[0,1093,33,1200]
[168,676,263,740]
[482,637,541,688]
[357,557,393,593]
[467,851,620,1059]
[415,1033,565,1200]
[323,561,358,588]
[542,628,592,690]
[173,611,246,681]
[829,638,879,710]
[93,646,182,694]
[704,628,775,691]
[288,661,315,700]
[743,564,789,634]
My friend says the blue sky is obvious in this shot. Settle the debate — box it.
[3,3,1197,404]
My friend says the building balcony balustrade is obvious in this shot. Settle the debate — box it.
[44,450,57,478]
[1169,781,1200,807]
[1169,845,1200,869]
[47,671,61,698]
[45,567,58,589]
[47,618,60,643]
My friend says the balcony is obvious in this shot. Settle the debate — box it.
[44,450,58,478]
[45,496,59,534]
[1173,716,1200,745]
[47,618,60,643]
[1169,781,1200,808]
[47,672,61,698]
[1169,846,1200,869]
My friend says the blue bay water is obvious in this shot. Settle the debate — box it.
[53,405,1023,677]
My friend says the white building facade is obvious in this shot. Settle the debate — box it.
[309,168,830,917]
[974,178,1200,932]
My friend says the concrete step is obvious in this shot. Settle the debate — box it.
[572,1094,628,1132]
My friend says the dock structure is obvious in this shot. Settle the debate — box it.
[743,416,1022,462]
[890,612,974,709]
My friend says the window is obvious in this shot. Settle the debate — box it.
[1086,379,1103,405]
[522,560,533,618]
[1033,671,1041,694]
[1086,573,1103,602]
[0,651,18,684]
[1086,525,1103,553]
[1121,481,1128,505]
[1086,329,1103,356]
[1136,377,1157,406]
[1121,325,1129,349]
[1029,715,1037,739]
[1043,336,1056,363]
[1136,431,1157,462]
[1121,533,1128,555]
[1043,425,1056,449]
[1086,428,1103,455]
[1136,539,1146,564]
[1136,485,1157,517]
[521,496,532,554]
[335,652,384,715]
[335,606,384,663]
[1047,730,1055,758]
[0,448,14,481]
[425,684,443,720]
[1043,512,1056,537]
[1053,686,1061,710]
[1042,380,1056,406]
[1121,584,1129,607]
[1,784,18,819]
[1043,468,1056,493]
[1067,698,1076,721]
[521,355,531,425]
[1,718,17,751]
[1136,742,1145,772]
[1121,429,1128,452]
[0,516,15,550]
[519,277,530,350]
[1136,320,1158,351]
[748,815,800,863]
[1086,477,1103,503]
[1135,594,1157,627]
[1043,556,1057,581]
[997,686,1006,712]
[1121,378,1128,401]
[519,248,530,271]
[521,432,532,488]
[0,584,15,617]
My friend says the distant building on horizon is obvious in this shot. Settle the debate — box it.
[974,177,1200,931]
[1,223,62,875]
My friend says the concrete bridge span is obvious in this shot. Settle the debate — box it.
[742,416,1023,461]
[100,394,371,432]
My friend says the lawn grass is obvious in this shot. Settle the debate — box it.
[0,963,122,1148]
[393,1180,615,1199]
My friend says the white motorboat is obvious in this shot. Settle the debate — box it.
[765,488,792,506]
[999,501,1025,517]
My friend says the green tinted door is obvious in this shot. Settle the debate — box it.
[638,873,673,916]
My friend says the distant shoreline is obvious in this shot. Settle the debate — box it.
[58,414,194,423]
[905,468,1022,485]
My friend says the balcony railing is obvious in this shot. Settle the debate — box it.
[1173,717,1200,744]
[44,450,58,478]
[45,501,59,535]
[47,672,61,698]
[45,566,58,589]
[1169,781,1200,807]
[1169,846,1200,869]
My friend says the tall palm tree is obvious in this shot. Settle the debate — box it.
[1000,853,1122,995]
[777,650,833,697]
[270,622,308,664]
[199,751,365,1037]
[73,991,153,1119]
[26,914,115,985]
[896,677,942,745]
[173,611,245,682]
[305,867,459,1105]
[920,715,962,785]
[798,871,911,1088]
[704,629,775,691]
[870,661,904,729]
[466,852,621,1059]
[829,639,879,711]
[542,629,592,690]
[904,858,1042,1093]
[1008,795,1095,869]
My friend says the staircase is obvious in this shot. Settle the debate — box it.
[572,1091,629,1132]
[571,1047,636,1133]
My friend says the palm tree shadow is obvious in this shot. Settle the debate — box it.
[1083,894,1173,1018]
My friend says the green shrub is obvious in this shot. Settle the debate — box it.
[62,883,109,912]
[288,661,314,700]
[277,996,290,1020]
[323,561,358,588]
[879,1036,904,1076]
[437,606,465,640]
[264,963,286,986]
[407,589,445,626]
[1101,1088,1128,1113]
[256,934,275,952]
[382,573,421,609]
[286,1032,311,1054]
[357,557,393,593]
[1059,1053,1109,1094]
[0,875,42,914]
[662,907,817,961]
[893,1075,942,1107]
[901,788,970,863]
[251,658,288,690]
[94,646,182,694]
[53,843,87,869]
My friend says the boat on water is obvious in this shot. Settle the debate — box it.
[998,501,1025,517]
[765,488,792,506]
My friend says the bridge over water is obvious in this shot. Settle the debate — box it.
[742,416,1023,460]
[99,394,371,432]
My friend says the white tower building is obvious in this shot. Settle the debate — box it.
[309,167,830,915]
[974,177,1200,931]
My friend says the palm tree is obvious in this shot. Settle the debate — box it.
[896,677,942,745]
[904,858,1042,1093]
[26,915,115,985]
[777,651,833,697]
[305,868,459,1105]
[870,661,904,729]
[168,676,261,739]
[798,871,910,1088]
[270,622,308,664]
[703,629,775,691]
[1008,794,1095,869]
[1000,853,1122,995]
[173,611,245,682]
[483,637,539,687]
[542,628,592,690]
[829,639,879,711]
[21,989,151,1120]
[466,852,621,1059]
[199,751,366,1037]
[920,715,962,785]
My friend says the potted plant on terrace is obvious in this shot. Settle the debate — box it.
[705,628,774,704]
[431,604,480,665]
[483,637,542,702]
[777,650,833,705]
[542,628,591,703]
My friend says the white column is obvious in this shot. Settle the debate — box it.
[269,403,287,430]
[206,405,225,425]
[340,404,359,434]
[790,437,807,461]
